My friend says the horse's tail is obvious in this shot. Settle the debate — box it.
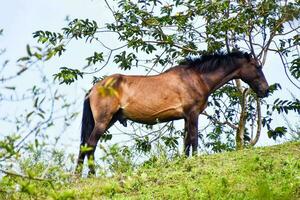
[80,96,94,146]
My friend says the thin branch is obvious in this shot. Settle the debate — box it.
[137,64,161,74]
[247,24,258,61]
[274,24,300,36]
[0,67,28,82]
[146,49,167,75]
[83,50,113,74]
[104,0,117,24]
[82,42,128,74]
[274,42,300,89]
[224,1,230,53]
[201,111,238,130]
[0,64,58,162]
[0,168,53,182]
[144,40,199,53]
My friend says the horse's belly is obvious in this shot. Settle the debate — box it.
[119,75,185,124]
[122,104,183,124]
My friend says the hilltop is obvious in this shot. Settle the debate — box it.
[66,142,300,200]
[2,142,299,200]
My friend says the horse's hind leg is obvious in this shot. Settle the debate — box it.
[86,95,120,175]
[86,111,123,175]
[86,122,108,175]
[76,147,86,175]
[86,110,123,175]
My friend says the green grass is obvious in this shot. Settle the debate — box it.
[65,142,300,200]
[2,142,300,200]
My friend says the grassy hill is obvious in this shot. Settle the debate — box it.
[64,142,300,200]
[2,142,299,199]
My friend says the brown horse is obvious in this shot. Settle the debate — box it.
[76,51,269,175]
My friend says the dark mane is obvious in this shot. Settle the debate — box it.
[179,51,251,73]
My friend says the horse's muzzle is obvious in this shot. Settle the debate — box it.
[258,88,269,98]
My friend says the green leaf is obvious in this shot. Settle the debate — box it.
[17,57,30,62]
[26,44,32,56]
[34,52,42,60]
[267,126,287,140]
[4,86,16,90]
[26,111,35,121]
[86,52,104,66]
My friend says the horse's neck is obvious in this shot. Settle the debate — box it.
[202,67,238,94]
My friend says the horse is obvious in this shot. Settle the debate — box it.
[75,51,269,176]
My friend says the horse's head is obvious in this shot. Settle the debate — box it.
[237,53,269,98]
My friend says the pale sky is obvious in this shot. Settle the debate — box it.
[1,0,299,157]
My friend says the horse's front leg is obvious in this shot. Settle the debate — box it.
[184,112,199,156]
[183,118,190,156]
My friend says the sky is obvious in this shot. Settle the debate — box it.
[1,0,299,159]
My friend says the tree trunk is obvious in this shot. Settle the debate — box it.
[250,97,262,146]
[236,88,249,150]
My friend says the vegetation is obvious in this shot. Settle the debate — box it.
[1,142,299,199]
[1,0,300,199]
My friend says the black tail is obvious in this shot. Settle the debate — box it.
[80,97,94,146]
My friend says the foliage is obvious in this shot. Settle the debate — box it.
[0,135,20,161]
[0,28,79,198]
[54,67,83,85]
[271,98,300,114]
[98,144,134,175]
[263,89,300,140]
[0,146,73,200]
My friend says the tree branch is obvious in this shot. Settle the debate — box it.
[0,168,53,182]
[144,40,199,53]
[201,111,238,130]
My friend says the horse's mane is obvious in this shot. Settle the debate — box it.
[178,51,251,73]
